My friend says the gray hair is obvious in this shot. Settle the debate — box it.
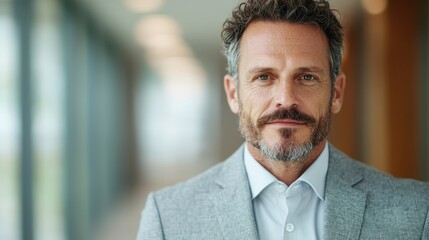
[222,0,344,84]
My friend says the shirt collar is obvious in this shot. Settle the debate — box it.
[244,142,329,201]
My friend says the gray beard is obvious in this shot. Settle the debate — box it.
[257,139,314,162]
[238,101,332,163]
[243,108,331,163]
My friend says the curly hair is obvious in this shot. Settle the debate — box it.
[222,0,343,84]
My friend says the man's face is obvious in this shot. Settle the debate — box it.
[224,21,345,162]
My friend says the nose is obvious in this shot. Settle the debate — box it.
[275,80,298,109]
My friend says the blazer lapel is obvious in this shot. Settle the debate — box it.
[211,145,259,240]
[324,145,367,240]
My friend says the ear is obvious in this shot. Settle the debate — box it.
[224,74,239,114]
[331,72,346,114]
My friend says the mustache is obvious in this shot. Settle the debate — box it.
[257,107,316,128]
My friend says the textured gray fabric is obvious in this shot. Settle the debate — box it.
[325,145,429,240]
[137,144,429,240]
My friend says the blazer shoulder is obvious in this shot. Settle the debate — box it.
[152,145,245,204]
[329,145,429,201]
[154,161,224,200]
[363,164,429,200]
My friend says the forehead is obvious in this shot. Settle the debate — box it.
[239,21,330,72]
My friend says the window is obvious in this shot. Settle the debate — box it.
[0,1,19,238]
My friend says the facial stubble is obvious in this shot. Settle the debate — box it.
[238,103,332,163]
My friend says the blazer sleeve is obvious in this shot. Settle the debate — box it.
[423,207,429,240]
[136,192,164,240]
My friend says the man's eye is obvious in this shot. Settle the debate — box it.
[301,74,316,81]
[256,74,270,81]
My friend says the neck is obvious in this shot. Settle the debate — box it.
[247,140,327,185]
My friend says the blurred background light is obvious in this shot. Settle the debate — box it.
[123,0,165,13]
[157,57,207,97]
[362,0,388,15]
[134,15,192,60]
[135,15,181,38]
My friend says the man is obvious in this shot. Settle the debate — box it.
[137,0,429,239]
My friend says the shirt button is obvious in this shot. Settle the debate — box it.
[286,223,295,232]
[275,183,286,192]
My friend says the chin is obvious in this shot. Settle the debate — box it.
[263,132,308,146]
[257,138,314,163]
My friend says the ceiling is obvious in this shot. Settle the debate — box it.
[75,0,361,60]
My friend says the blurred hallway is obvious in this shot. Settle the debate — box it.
[2,0,429,239]
[95,164,219,240]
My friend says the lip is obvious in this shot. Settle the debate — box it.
[266,120,307,127]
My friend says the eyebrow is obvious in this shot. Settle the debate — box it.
[247,67,276,75]
[245,66,325,78]
[242,67,273,80]
[296,66,325,73]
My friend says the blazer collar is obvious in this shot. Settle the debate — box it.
[324,144,367,240]
[212,145,259,240]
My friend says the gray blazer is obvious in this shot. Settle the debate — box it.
[137,144,429,240]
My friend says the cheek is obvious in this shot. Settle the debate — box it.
[241,97,269,123]
[300,93,331,120]
[240,87,273,115]
[318,94,333,117]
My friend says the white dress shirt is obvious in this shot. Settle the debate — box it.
[244,143,329,240]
